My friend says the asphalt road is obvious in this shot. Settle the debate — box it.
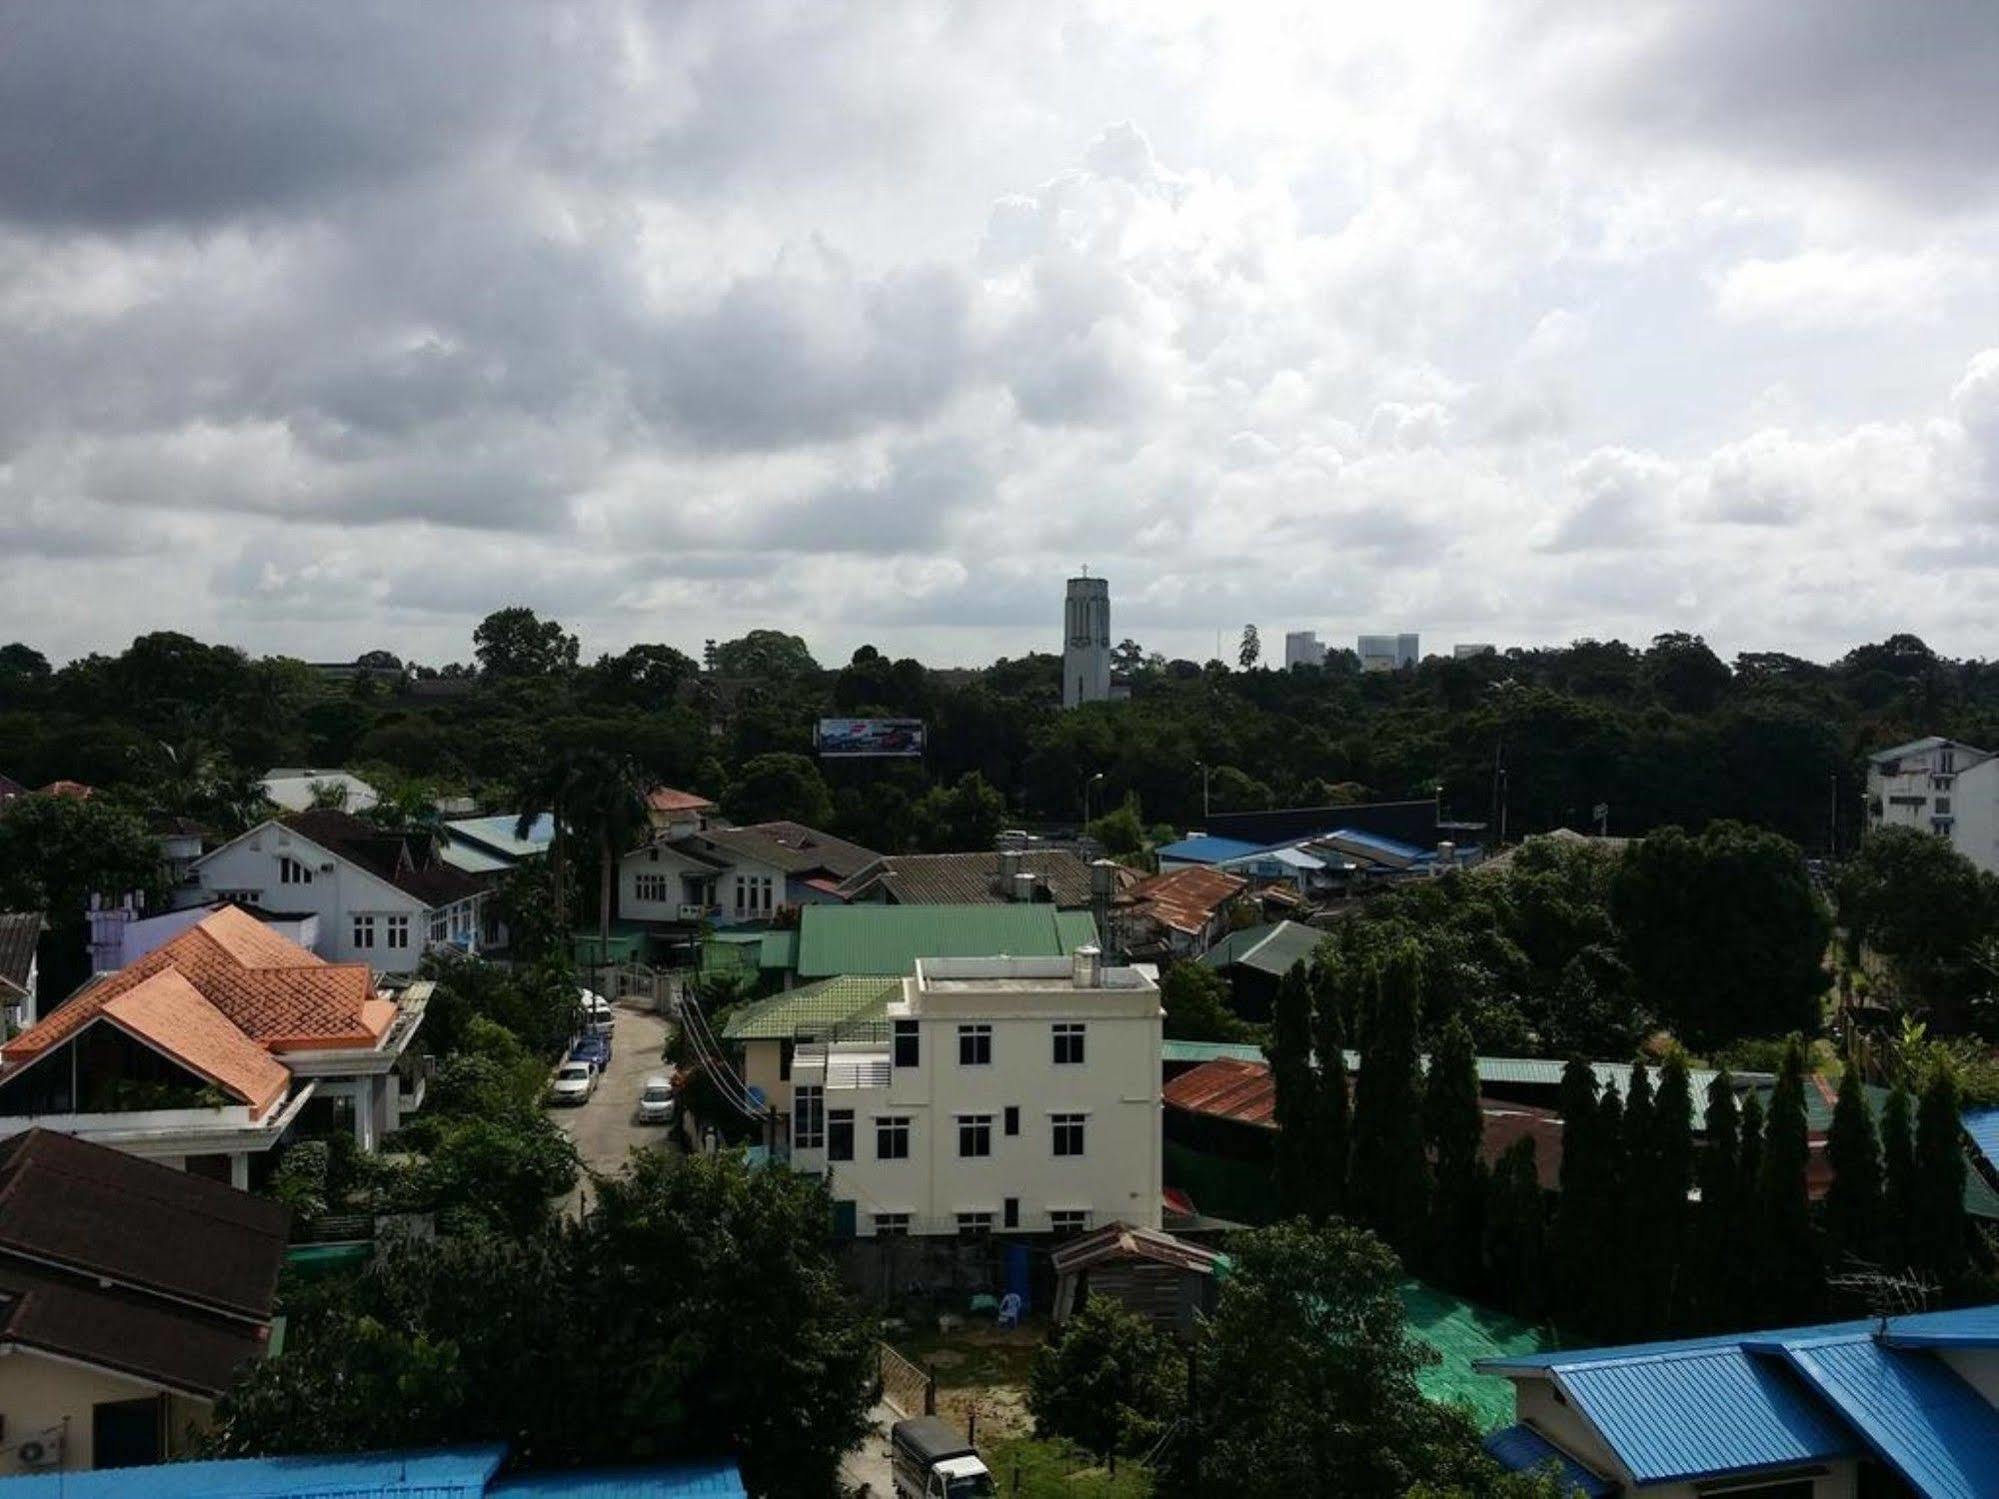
[548,1000,676,1214]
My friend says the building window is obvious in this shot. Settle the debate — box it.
[779,1040,794,1082]
[385,915,410,950]
[958,1023,992,1067]
[428,912,448,944]
[1936,797,1952,815]
[873,1212,910,1237]
[958,1115,993,1158]
[1049,1210,1091,1235]
[735,874,774,917]
[635,873,669,903]
[957,1211,994,1237]
[218,889,261,905]
[1933,775,1954,790]
[279,856,313,885]
[1052,1113,1086,1157]
[1003,1197,1019,1229]
[893,1020,920,1069]
[352,915,376,950]
[794,1085,825,1150]
[876,1116,911,1160]
[1053,1022,1086,1065]
[828,1109,855,1162]
[1004,1105,1019,1136]
[1941,748,1956,772]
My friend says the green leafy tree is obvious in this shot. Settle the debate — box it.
[1484,1137,1546,1321]
[1822,1065,1883,1271]
[1646,1054,1696,1330]
[912,771,1007,851]
[583,643,699,711]
[1085,794,1146,858]
[1755,1040,1820,1323]
[1422,1017,1486,1290]
[724,752,834,827]
[710,630,819,681]
[565,751,653,964]
[1838,826,1999,1029]
[210,1153,873,1498]
[1693,1071,1747,1329]
[0,792,169,997]
[1549,1059,1603,1334]
[473,607,580,680]
[1910,1065,1970,1288]
[1161,961,1254,1043]
[1027,1298,1183,1460]
[1612,822,1830,1049]
[1179,1219,1493,1498]
[1238,624,1262,671]
[1350,945,1430,1254]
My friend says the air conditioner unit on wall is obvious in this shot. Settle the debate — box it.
[17,1433,61,1468]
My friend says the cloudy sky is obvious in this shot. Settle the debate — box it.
[4,1,1999,669]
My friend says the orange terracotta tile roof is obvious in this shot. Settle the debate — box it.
[100,972,291,1117]
[2,906,386,1073]
[646,785,716,814]
[36,780,95,800]
[1130,865,1249,935]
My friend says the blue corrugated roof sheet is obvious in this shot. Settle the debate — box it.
[1482,1425,1613,1497]
[0,1446,508,1497]
[1156,835,1264,864]
[1879,1303,1999,1349]
[490,1460,747,1497]
[1965,1106,1999,1175]
[1777,1336,1999,1499]
[1554,1347,1858,1483]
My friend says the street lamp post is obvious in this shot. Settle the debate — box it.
[1195,760,1212,822]
[1083,771,1105,828]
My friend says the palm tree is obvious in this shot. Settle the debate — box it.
[516,749,588,931]
[566,752,654,971]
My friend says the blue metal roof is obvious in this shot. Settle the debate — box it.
[1319,826,1428,861]
[1777,1336,1999,1499]
[1879,1303,1999,1349]
[489,1461,747,1497]
[1478,1318,1872,1373]
[1156,835,1264,865]
[1965,1106,1999,1176]
[0,1446,508,1497]
[1554,1347,1859,1484]
[1482,1425,1613,1497]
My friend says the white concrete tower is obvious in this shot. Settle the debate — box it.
[1062,574,1111,708]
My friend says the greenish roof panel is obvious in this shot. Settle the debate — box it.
[760,930,799,969]
[721,975,900,1041]
[1162,1040,1267,1065]
[1400,1279,1552,1432]
[792,905,1100,978]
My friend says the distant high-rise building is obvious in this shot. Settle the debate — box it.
[1284,631,1327,669]
[1357,633,1420,672]
[1063,575,1112,709]
[1453,643,1496,658]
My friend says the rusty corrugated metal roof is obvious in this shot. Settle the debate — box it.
[1162,1056,1276,1128]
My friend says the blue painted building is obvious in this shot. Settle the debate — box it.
[1478,1304,1999,1498]
[0,1445,746,1498]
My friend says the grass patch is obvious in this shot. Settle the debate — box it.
[983,1435,1154,1498]
[894,1318,1045,1390]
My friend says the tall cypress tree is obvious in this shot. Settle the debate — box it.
[1423,1016,1486,1290]
[1756,1039,1821,1322]
[1911,1066,1969,1290]
[1551,1058,1602,1335]
[1734,1091,1766,1330]
[1486,1136,1546,1320]
[1880,1081,1916,1273]
[1267,961,1318,1219]
[1822,1065,1883,1272]
[1607,1066,1653,1338]
[1648,1054,1696,1333]
[1349,943,1430,1255]
[1309,955,1351,1219]
[1591,1082,1625,1338]
[1695,1070,1744,1330]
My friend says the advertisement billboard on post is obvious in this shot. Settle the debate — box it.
[815,717,927,758]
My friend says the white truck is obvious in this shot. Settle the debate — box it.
[889,1416,995,1499]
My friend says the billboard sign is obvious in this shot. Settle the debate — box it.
[815,717,926,758]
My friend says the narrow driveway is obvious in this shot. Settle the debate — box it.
[840,1400,897,1497]
[548,1001,676,1214]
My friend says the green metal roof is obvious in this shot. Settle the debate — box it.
[1400,1279,1551,1432]
[760,929,799,969]
[721,974,901,1041]
[791,904,1100,978]
[1162,1039,1267,1065]
[1200,920,1324,978]
[1751,1075,1999,1221]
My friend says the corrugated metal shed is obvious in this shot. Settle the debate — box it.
[1776,1335,1999,1499]
[792,904,1099,977]
[1200,920,1323,978]
[1960,1105,1999,1177]
[490,1461,748,1497]
[0,1445,508,1497]
[1555,1346,1859,1483]
[1154,835,1263,865]
[721,975,899,1040]
[1483,1425,1613,1496]
[1161,1039,1266,1065]
[1129,866,1249,936]
[1163,1057,1277,1127]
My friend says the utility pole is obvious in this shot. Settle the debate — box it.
[1829,770,1839,857]
[1499,767,1509,847]
[1196,760,1211,822]
[1082,771,1105,828]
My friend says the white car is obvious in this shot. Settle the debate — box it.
[578,988,616,1032]
[548,1060,597,1107]
[636,1074,677,1126]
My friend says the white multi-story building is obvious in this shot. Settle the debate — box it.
[1358,632,1420,671]
[1867,736,1999,873]
[1283,631,1327,669]
[1062,575,1112,709]
[789,951,1162,1238]
[1453,643,1496,658]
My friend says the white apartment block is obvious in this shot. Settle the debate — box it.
[1867,736,1999,874]
[1358,632,1420,671]
[788,951,1162,1238]
[1283,631,1327,669]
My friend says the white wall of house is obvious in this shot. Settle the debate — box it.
[186,824,475,969]
[1867,740,1999,874]
[91,903,318,976]
[0,1349,213,1474]
[791,954,1161,1237]
[621,843,787,926]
